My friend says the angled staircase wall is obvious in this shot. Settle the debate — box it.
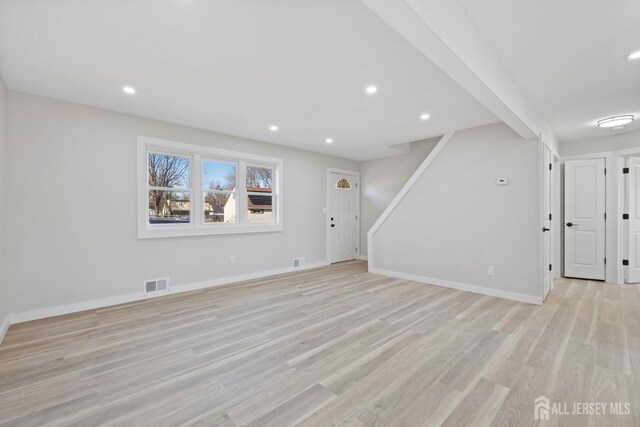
[368,122,542,304]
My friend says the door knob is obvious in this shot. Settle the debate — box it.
[331,224,335,228]
[566,222,578,227]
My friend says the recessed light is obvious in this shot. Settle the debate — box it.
[597,115,634,128]
[365,85,378,94]
[420,113,431,120]
[627,50,640,60]
[269,125,279,131]
[122,86,136,95]
[325,138,333,144]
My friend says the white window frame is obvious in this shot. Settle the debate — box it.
[138,136,283,239]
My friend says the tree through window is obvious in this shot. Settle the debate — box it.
[148,153,191,224]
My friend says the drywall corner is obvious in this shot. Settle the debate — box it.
[0,75,8,344]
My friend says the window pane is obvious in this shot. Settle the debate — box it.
[203,160,236,191]
[148,190,191,224]
[148,153,190,188]
[336,178,351,189]
[247,194,273,223]
[246,166,273,192]
[204,192,236,223]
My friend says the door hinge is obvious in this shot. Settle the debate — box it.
[604,168,607,175]
[549,264,552,271]
[623,167,630,174]
[355,215,358,220]
[604,257,607,264]
[623,213,629,220]
[623,259,629,266]
[549,213,552,220]
[604,213,607,220]
[549,163,552,170]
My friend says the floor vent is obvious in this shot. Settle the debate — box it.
[145,277,169,295]
[293,257,305,269]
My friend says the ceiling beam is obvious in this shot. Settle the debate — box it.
[362,0,556,147]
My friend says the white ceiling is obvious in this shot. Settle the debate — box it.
[457,0,640,142]
[0,0,499,161]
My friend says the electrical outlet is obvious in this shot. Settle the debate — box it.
[230,255,236,264]
[488,266,496,276]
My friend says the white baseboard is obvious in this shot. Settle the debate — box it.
[170,261,329,294]
[10,261,330,324]
[358,255,368,261]
[369,267,542,305]
[0,315,9,345]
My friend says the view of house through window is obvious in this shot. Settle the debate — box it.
[203,160,237,223]
[140,137,282,237]
[246,166,273,222]
[148,153,191,224]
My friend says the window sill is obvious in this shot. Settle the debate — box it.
[138,224,283,239]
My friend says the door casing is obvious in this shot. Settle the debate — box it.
[542,145,552,299]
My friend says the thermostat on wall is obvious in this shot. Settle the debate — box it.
[496,177,509,186]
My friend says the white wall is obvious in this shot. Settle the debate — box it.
[560,129,640,157]
[6,92,359,318]
[370,123,542,303]
[359,137,438,257]
[0,77,7,337]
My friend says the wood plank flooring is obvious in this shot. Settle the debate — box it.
[0,261,639,426]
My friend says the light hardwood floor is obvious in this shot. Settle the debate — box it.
[0,261,639,426]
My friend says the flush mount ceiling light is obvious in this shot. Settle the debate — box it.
[597,115,634,128]
[365,85,378,94]
[269,125,279,131]
[420,113,431,121]
[627,50,640,60]
[122,86,136,95]
[325,138,333,144]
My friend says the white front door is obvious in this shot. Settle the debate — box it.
[564,159,606,280]
[330,173,358,263]
[542,146,552,298]
[626,157,640,283]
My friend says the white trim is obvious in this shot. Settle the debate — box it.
[619,156,626,284]
[539,138,546,300]
[0,315,9,346]
[10,261,329,324]
[367,132,454,268]
[326,168,361,264]
[171,261,328,294]
[358,255,368,261]
[138,136,283,239]
[370,267,542,305]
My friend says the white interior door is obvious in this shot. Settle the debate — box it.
[626,157,640,283]
[564,159,606,280]
[330,173,358,263]
[542,146,552,298]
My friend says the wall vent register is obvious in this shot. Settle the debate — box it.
[145,278,169,295]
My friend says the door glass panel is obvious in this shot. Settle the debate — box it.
[336,178,351,189]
